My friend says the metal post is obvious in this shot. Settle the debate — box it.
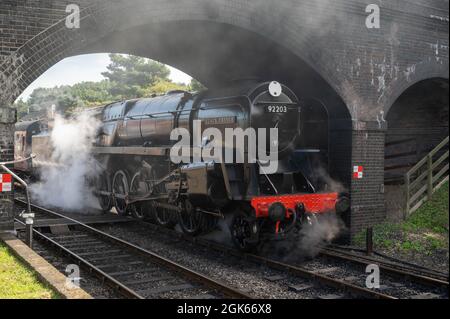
[25,216,33,248]
[366,227,373,256]
[427,154,433,200]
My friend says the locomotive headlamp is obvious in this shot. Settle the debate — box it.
[268,202,286,222]
[268,81,282,97]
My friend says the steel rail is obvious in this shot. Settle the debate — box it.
[14,217,144,299]
[329,244,449,279]
[191,238,397,299]
[127,215,448,296]
[17,197,447,298]
[15,199,252,299]
[319,247,449,287]
[131,220,449,299]
[87,214,397,299]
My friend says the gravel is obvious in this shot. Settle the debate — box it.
[94,222,342,299]
[94,222,448,299]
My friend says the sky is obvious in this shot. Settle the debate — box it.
[16,53,192,102]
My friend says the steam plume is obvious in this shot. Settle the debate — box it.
[296,213,346,258]
[30,113,101,211]
[259,214,346,261]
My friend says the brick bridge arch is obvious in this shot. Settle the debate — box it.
[0,0,448,237]
[384,60,449,116]
[2,0,355,118]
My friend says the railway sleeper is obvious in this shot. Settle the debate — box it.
[136,283,196,297]
[122,275,174,286]
[95,261,145,269]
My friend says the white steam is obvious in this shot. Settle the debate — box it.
[30,113,101,211]
[297,214,346,258]
[201,214,233,246]
[259,214,346,261]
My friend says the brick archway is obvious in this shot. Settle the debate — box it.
[383,60,449,116]
[1,0,448,238]
[1,1,348,114]
[384,77,449,220]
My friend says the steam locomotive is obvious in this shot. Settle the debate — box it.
[15,80,349,251]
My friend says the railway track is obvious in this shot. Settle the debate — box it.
[14,199,251,299]
[14,198,448,299]
[327,244,449,280]
[116,220,448,299]
[319,247,449,285]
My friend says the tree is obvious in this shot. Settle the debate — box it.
[188,78,206,92]
[14,54,194,120]
[101,54,170,99]
[144,79,188,96]
[14,98,30,119]
[71,80,114,106]
[27,86,81,115]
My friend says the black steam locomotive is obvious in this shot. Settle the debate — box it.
[15,80,349,251]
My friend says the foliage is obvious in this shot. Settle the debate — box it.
[27,86,82,115]
[101,54,170,99]
[0,242,59,299]
[403,182,449,234]
[15,98,30,119]
[188,78,206,92]
[354,182,449,254]
[144,79,188,96]
[14,54,206,119]
[70,80,115,107]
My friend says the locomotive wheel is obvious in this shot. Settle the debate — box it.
[142,200,156,222]
[96,172,112,213]
[230,211,259,252]
[129,172,149,220]
[154,204,175,228]
[112,170,129,216]
[149,168,175,228]
[178,200,203,236]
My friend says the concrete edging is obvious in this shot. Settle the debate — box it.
[0,232,92,299]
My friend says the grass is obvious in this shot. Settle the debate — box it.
[0,241,60,299]
[403,182,449,234]
[355,182,449,254]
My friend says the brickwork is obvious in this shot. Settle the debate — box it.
[0,0,448,236]
[0,110,15,231]
[329,120,388,239]
[350,126,387,237]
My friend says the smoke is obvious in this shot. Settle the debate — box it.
[296,213,346,258]
[316,166,348,193]
[30,113,101,211]
[259,213,347,261]
[200,214,233,246]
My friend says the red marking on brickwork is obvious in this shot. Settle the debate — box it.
[0,174,12,192]
[353,166,364,179]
